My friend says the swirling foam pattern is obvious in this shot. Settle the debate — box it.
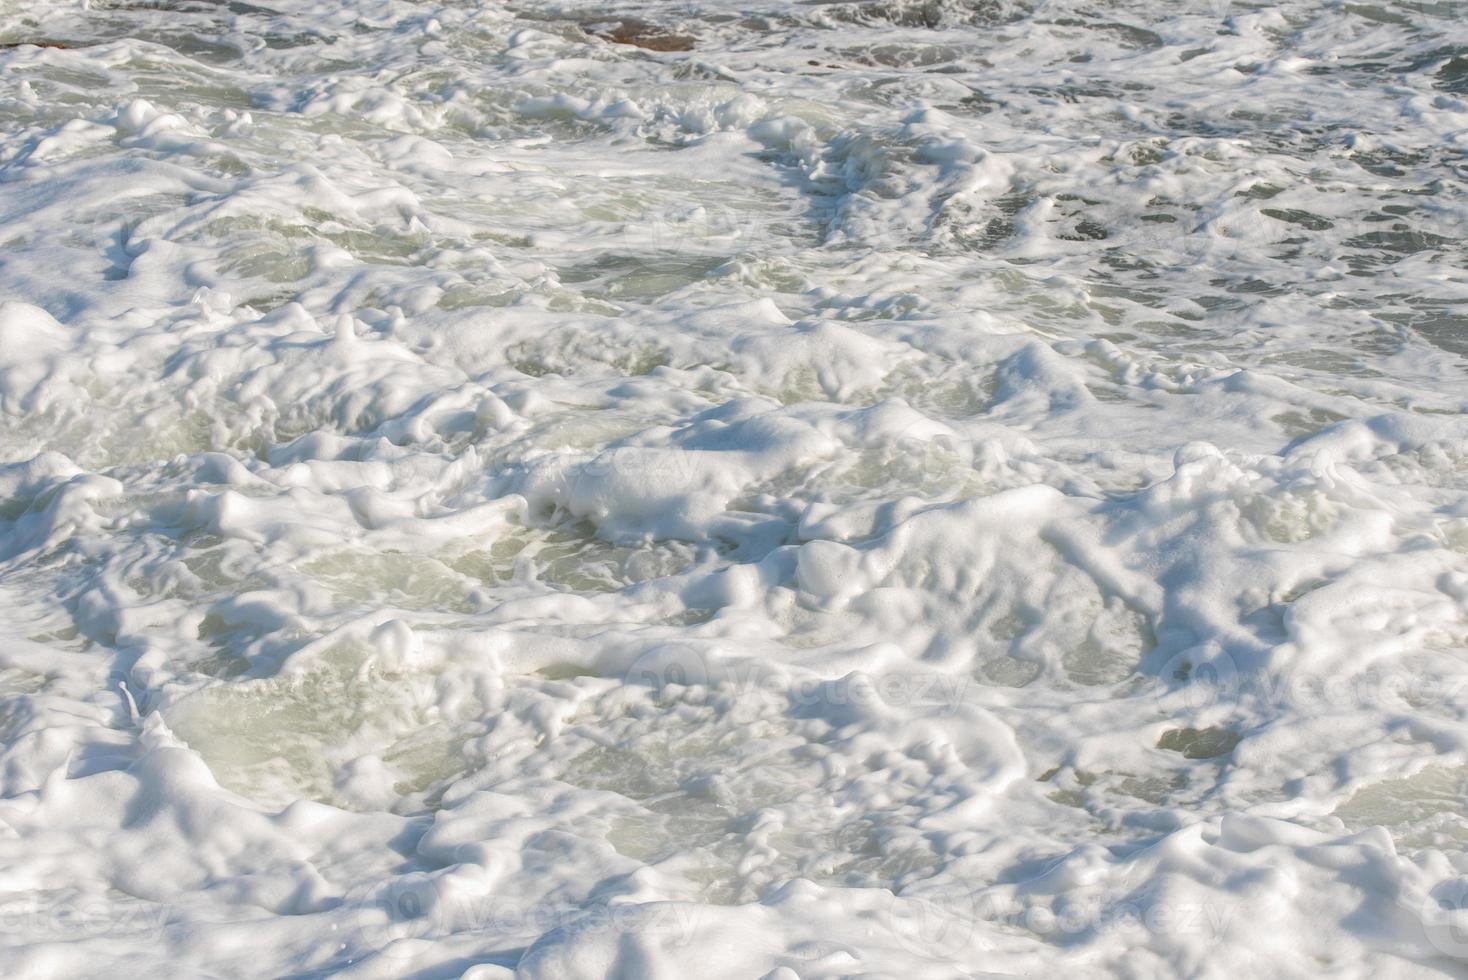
[1,0,1468,976]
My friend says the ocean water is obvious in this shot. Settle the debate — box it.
[1,0,1467,976]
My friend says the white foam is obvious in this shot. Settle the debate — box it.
[1,0,1467,975]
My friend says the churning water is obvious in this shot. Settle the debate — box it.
[2,0,1468,976]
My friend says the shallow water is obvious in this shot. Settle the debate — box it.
[2,0,1468,976]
